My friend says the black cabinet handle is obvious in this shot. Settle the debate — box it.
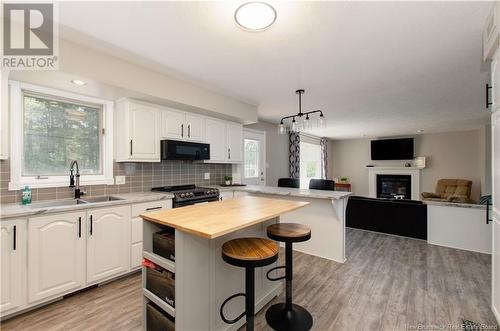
[181,124,184,137]
[145,206,162,211]
[130,139,133,156]
[90,215,93,235]
[487,200,492,224]
[188,124,191,138]
[228,148,231,160]
[13,225,16,251]
[487,84,493,109]
[78,217,82,238]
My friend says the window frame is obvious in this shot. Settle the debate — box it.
[9,81,114,190]
[299,134,322,189]
[243,138,260,179]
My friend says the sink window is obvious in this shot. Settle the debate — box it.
[9,81,114,189]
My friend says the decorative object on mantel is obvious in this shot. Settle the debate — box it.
[404,162,412,167]
[278,89,326,134]
[414,156,426,168]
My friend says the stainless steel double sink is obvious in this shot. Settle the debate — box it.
[26,196,124,208]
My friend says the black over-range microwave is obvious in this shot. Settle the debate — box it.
[161,140,210,160]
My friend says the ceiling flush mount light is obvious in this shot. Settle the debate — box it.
[235,2,277,31]
[278,89,326,135]
[71,79,86,86]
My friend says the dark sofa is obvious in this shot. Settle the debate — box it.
[346,196,427,240]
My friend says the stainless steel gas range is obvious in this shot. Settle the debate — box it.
[151,184,220,208]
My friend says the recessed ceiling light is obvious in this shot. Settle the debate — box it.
[235,2,277,31]
[71,79,86,86]
[417,129,424,133]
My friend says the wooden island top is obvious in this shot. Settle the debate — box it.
[140,196,309,239]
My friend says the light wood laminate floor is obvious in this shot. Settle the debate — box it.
[1,228,496,331]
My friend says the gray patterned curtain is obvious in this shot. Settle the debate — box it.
[320,138,328,179]
[289,132,300,179]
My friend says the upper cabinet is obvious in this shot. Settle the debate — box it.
[160,108,205,142]
[484,2,500,62]
[115,99,160,162]
[205,118,242,163]
[226,122,243,162]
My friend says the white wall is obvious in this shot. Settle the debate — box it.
[244,121,289,187]
[9,40,258,124]
[331,130,487,202]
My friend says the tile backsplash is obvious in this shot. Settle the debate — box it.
[0,159,231,204]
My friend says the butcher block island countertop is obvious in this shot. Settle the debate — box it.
[140,195,309,239]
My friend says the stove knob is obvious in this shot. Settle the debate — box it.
[190,192,194,197]
[180,193,186,198]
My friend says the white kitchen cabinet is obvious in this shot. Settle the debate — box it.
[227,123,243,162]
[483,2,500,62]
[493,52,500,111]
[205,118,243,163]
[161,109,205,142]
[185,114,205,142]
[161,108,185,140]
[1,219,26,313]
[87,206,130,283]
[219,191,234,201]
[28,211,86,303]
[205,118,227,161]
[0,69,8,159]
[130,200,171,270]
[115,99,160,162]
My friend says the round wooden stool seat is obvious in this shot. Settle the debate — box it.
[267,223,311,243]
[222,237,279,268]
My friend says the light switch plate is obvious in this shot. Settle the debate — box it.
[204,172,210,180]
[115,176,126,185]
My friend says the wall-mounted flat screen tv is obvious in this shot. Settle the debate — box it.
[371,138,414,160]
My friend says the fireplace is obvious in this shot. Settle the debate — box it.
[376,174,412,199]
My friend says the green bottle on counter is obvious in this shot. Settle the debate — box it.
[21,186,32,205]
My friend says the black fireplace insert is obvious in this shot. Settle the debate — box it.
[376,174,411,199]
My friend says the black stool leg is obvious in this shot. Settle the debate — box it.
[245,267,255,331]
[265,242,313,331]
[285,241,293,311]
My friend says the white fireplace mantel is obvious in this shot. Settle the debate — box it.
[367,166,423,200]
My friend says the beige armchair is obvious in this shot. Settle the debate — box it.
[421,179,473,203]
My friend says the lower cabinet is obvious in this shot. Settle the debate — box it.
[1,219,26,314]
[130,200,171,270]
[87,206,131,284]
[28,212,86,303]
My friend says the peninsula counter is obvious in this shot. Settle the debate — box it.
[140,196,309,331]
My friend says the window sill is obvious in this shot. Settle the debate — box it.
[8,177,114,191]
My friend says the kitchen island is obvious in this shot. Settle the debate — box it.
[217,185,353,263]
[140,196,309,331]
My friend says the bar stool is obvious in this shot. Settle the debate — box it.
[265,223,313,331]
[220,237,279,331]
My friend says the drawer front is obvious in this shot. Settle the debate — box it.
[132,200,170,218]
[131,217,143,243]
[131,242,143,270]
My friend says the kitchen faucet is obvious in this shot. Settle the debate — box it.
[69,160,84,199]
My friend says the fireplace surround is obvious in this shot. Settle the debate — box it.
[367,166,422,200]
[376,174,411,199]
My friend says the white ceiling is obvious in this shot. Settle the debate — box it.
[58,1,493,139]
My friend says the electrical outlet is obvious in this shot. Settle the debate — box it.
[115,176,126,185]
[204,172,210,180]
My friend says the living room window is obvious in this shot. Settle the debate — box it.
[299,138,322,189]
[9,81,114,190]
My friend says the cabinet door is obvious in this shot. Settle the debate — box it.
[227,123,243,162]
[493,56,500,111]
[130,104,160,161]
[493,111,500,219]
[1,219,26,313]
[87,206,130,283]
[205,118,227,161]
[185,114,205,142]
[28,212,85,303]
[161,109,185,140]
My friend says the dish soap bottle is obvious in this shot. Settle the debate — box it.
[21,186,32,205]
